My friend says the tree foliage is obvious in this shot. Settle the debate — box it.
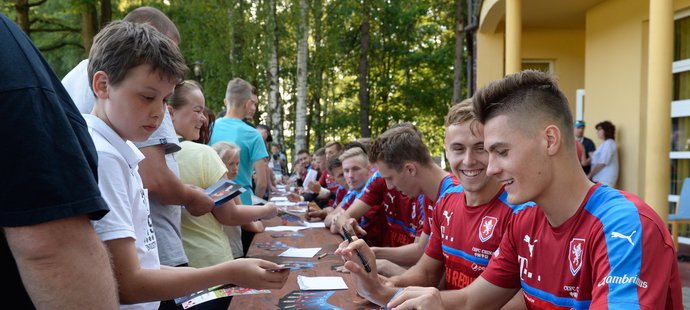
[1,0,465,159]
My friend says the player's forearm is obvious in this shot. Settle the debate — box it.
[373,242,423,266]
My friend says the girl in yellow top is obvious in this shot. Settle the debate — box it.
[167,80,278,267]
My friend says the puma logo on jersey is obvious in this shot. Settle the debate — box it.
[610,230,636,246]
[523,235,537,257]
[443,210,453,226]
[387,192,395,203]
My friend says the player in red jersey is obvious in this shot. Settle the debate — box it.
[387,70,682,310]
[335,100,526,307]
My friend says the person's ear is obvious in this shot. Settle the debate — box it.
[405,162,417,176]
[92,71,109,99]
[167,105,175,119]
[544,124,561,156]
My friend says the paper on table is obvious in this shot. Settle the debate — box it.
[270,196,289,202]
[274,201,296,207]
[302,222,326,228]
[265,226,308,232]
[297,275,348,290]
[278,247,322,258]
[302,169,318,192]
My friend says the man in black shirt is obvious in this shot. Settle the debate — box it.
[575,120,596,174]
[0,13,117,308]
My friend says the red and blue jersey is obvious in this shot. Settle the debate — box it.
[359,171,423,247]
[421,173,460,236]
[482,183,682,309]
[338,171,387,246]
[332,185,347,208]
[425,185,534,290]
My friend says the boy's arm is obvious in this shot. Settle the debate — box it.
[213,199,278,226]
[6,216,119,309]
[253,158,268,198]
[139,145,214,216]
[105,238,288,303]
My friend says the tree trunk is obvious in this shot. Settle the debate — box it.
[295,0,309,152]
[267,0,284,147]
[358,2,371,138]
[453,0,465,103]
[13,0,31,35]
[312,0,323,148]
[81,2,98,55]
[100,0,112,28]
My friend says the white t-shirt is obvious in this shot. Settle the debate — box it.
[591,138,619,187]
[62,59,95,114]
[84,114,160,310]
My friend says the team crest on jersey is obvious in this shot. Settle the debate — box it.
[569,238,585,276]
[478,216,498,242]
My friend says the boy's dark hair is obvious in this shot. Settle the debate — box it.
[344,141,367,154]
[257,124,273,143]
[368,126,433,171]
[472,70,575,149]
[123,6,180,44]
[297,149,310,156]
[595,121,616,140]
[327,155,343,172]
[88,21,187,91]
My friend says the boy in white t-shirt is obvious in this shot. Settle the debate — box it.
[86,20,288,310]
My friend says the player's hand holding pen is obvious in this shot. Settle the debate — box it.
[335,228,397,306]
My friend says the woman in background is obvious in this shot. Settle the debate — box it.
[588,120,619,187]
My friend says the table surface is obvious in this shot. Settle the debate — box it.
[228,217,382,310]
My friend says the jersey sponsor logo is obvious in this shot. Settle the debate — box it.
[597,274,648,288]
[478,216,498,242]
[518,255,540,281]
[569,238,585,276]
[610,230,636,246]
[471,263,486,272]
[563,285,579,298]
[523,235,538,257]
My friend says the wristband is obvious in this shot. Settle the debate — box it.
[384,288,405,310]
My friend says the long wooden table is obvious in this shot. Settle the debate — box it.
[229,217,381,309]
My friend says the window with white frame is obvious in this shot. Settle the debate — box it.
[669,11,690,209]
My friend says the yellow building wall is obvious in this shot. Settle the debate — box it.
[476,30,505,90]
[522,29,585,117]
[476,0,690,199]
[585,0,648,195]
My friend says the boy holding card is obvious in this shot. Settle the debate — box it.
[85,21,287,309]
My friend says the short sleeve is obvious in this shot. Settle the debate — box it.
[359,175,386,207]
[249,132,269,163]
[61,59,96,114]
[424,197,444,261]
[480,216,521,289]
[91,152,136,242]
